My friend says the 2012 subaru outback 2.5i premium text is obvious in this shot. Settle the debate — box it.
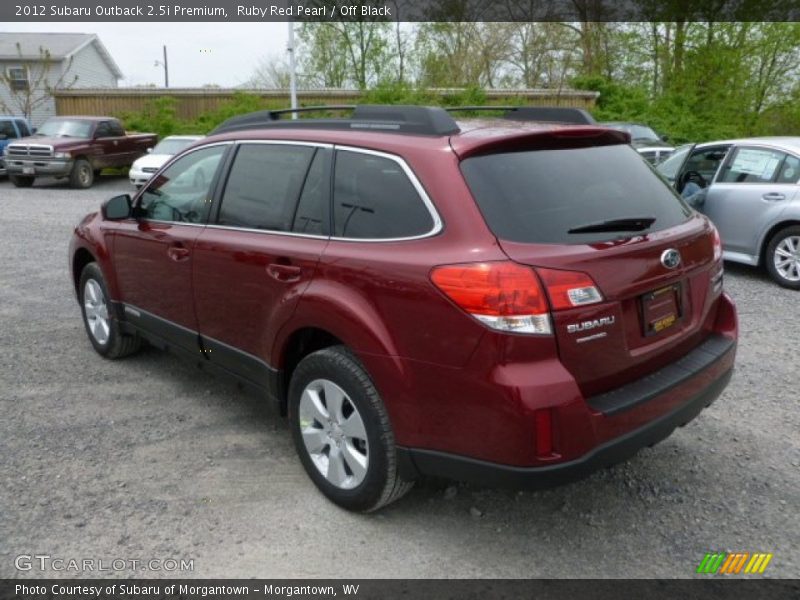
[69,105,737,511]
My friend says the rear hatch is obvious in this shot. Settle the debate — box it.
[456,131,721,397]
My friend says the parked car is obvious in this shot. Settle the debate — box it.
[602,122,675,164]
[5,116,157,189]
[657,138,800,289]
[0,116,34,177]
[129,135,204,188]
[69,105,737,511]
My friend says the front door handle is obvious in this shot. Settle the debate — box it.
[167,245,190,261]
[267,263,302,283]
[762,192,786,202]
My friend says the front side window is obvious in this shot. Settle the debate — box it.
[0,120,17,139]
[217,144,316,231]
[719,147,788,184]
[332,150,434,239]
[108,121,125,137]
[139,145,226,223]
[95,122,111,138]
[15,120,30,137]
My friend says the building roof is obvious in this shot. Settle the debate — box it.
[0,32,122,79]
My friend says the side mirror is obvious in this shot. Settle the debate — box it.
[30,127,37,134]
[660,134,670,143]
[102,194,132,220]
[146,147,153,154]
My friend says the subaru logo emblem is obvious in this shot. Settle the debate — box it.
[661,248,682,269]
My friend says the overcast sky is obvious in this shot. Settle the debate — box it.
[3,22,290,87]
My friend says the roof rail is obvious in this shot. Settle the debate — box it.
[210,104,461,136]
[446,106,597,125]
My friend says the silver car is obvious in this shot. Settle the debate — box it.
[657,138,800,288]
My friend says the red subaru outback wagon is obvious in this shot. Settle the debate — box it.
[70,105,737,511]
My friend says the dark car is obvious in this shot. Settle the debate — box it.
[69,105,737,511]
[602,121,675,164]
[6,116,156,189]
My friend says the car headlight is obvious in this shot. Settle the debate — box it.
[53,152,70,159]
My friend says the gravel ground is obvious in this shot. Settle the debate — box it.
[1,175,798,579]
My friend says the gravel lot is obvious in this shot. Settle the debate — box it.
[1,174,798,579]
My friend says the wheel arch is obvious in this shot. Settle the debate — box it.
[72,247,97,294]
[760,219,800,265]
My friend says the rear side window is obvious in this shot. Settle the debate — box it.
[460,144,691,244]
[291,150,328,235]
[333,150,434,239]
[218,144,315,231]
[719,147,786,184]
[108,120,125,137]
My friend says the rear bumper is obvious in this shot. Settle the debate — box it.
[398,366,732,488]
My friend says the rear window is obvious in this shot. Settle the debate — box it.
[460,144,691,244]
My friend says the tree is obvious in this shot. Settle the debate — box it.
[248,53,293,89]
[0,43,78,120]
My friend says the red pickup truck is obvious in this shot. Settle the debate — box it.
[5,116,157,189]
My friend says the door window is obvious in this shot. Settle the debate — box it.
[0,120,17,139]
[108,120,125,137]
[291,150,328,235]
[95,122,111,138]
[719,147,787,184]
[139,145,226,223]
[217,144,315,232]
[16,120,30,137]
[776,155,800,184]
[332,150,434,239]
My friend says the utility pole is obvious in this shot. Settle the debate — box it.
[287,20,297,119]
[155,45,169,88]
[163,45,169,88]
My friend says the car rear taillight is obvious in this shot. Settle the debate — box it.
[537,268,604,311]
[711,225,723,262]
[430,261,552,334]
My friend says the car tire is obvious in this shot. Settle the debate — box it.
[10,175,34,187]
[288,345,414,512]
[765,226,800,290]
[70,159,94,189]
[79,262,142,358]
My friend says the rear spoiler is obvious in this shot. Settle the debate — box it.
[451,127,631,160]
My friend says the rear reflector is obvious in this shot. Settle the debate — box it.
[534,409,554,457]
[430,261,552,334]
[537,268,604,311]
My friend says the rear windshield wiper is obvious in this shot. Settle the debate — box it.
[568,217,656,234]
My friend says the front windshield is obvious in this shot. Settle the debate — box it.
[657,144,693,180]
[36,119,93,139]
[152,138,198,155]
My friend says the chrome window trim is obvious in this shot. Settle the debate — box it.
[328,144,443,243]
[140,139,444,243]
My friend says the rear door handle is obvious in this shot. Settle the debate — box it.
[762,193,786,201]
[267,263,302,282]
[167,245,190,261]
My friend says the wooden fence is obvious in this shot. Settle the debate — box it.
[54,88,599,121]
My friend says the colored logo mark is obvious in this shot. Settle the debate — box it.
[697,552,773,574]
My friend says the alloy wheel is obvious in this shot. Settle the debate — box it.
[773,235,800,282]
[298,379,369,490]
[83,279,110,345]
